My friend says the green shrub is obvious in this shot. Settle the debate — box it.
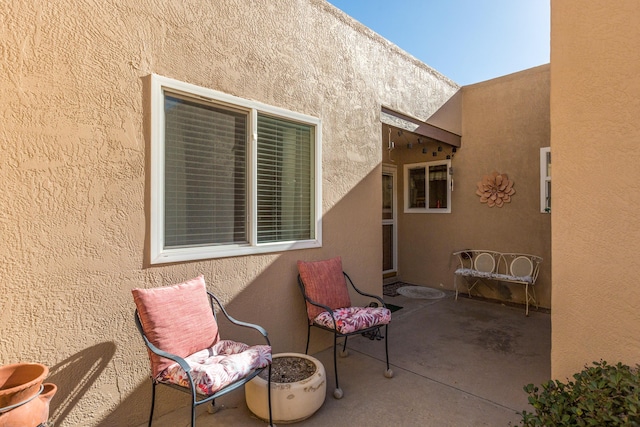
[517,360,640,426]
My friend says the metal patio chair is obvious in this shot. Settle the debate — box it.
[132,275,273,427]
[297,256,393,399]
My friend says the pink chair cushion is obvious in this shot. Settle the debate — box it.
[313,307,391,334]
[297,257,351,320]
[158,340,272,395]
[132,275,220,378]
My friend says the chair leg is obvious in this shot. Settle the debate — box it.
[148,381,156,427]
[191,401,196,427]
[339,336,349,356]
[384,325,390,370]
[383,324,393,378]
[207,400,219,414]
[332,333,343,399]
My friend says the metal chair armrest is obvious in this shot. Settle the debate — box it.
[343,272,386,308]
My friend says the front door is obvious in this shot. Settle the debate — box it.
[382,165,397,276]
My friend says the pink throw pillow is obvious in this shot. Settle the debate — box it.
[132,275,220,377]
[297,257,351,320]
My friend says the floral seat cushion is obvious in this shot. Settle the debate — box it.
[456,268,533,284]
[455,267,494,279]
[492,273,534,284]
[313,306,391,334]
[159,340,272,395]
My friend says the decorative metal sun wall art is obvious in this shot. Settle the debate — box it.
[476,171,515,207]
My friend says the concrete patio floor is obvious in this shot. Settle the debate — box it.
[137,287,550,427]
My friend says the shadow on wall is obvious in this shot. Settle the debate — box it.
[47,342,116,427]
[107,166,382,426]
[221,167,383,355]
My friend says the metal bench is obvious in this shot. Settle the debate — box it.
[453,250,542,316]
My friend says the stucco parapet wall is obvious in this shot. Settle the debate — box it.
[462,63,550,89]
[319,0,460,89]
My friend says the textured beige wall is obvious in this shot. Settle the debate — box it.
[388,65,551,308]
[551,0,640,379]
[0,1,457,425]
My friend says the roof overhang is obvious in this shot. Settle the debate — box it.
[381,106,461,148]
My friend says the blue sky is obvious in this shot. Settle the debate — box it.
[325,0,550,85]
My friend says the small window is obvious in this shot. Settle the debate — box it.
[150,74,322,264]
[540,147,551,213]
[404,160,451,213]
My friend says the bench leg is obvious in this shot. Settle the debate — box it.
[466,279,479,298]
[525,284,538,316]
[454,275,475,300]
[454,275,459,300]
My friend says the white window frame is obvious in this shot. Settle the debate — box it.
[403,159,452,214]
[150,74,322,264]
[540,147,551,213]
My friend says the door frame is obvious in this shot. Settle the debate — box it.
[383,164,398,276]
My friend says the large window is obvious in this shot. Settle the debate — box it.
[404,160,451,213]
[150,75,322,264]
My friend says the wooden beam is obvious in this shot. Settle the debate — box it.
[381,107,461,148]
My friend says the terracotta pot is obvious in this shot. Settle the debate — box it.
[0,363,49,409]
[0,383,56,427]
[245,353,326,424]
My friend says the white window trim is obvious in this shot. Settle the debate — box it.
[403,159,452,214]
[150,74,322,264]
[540,147,551,213]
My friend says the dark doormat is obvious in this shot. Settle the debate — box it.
[383,281,410,297]
[385,303,403,313]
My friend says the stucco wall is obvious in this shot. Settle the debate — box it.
[388,65,551,309]
[0,1,457,425]
[551,0,640,379]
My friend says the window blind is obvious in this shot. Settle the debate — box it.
[256,114,314,243]
[164,94,247,247]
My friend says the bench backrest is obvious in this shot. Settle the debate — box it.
[453,250,542,282]
[501,252,542,282]
[474,252,497,273]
